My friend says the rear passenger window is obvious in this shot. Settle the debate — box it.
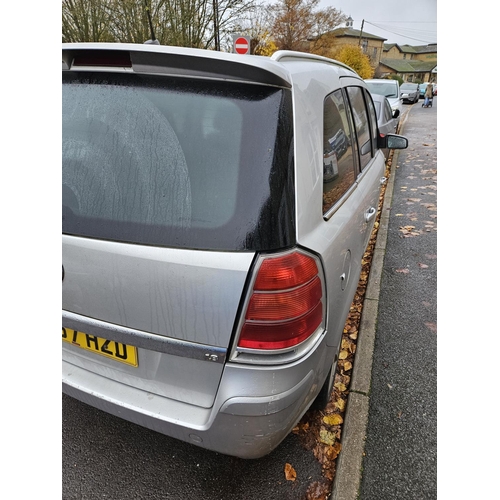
[323,90,356,214]
[364,89,379,152]
[346,87,372,170]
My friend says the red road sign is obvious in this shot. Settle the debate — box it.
[234,37,250,55]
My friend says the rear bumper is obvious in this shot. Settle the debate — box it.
[63,333,335,459]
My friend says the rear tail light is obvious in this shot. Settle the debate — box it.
[237,250,325,351]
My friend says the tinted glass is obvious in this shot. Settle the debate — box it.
[364,89,379,153]
[62,73,295,251]
[365,81,399,98]
[346,86,372,170]
[322,89,356,213]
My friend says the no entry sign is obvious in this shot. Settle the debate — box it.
[233,36,250,55]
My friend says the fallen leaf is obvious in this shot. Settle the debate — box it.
[395,268,410,274]
[319,428,336,445]
[306,481,331,500]
[424,321,437,333]
[323,414,344,426]
[334,398,345,411]
[342,361,352,371]
[338,350,349,360]
[284,463,297,481]
[334,382,347,392]
[418,263,429,268]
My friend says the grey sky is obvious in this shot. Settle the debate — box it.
[320,0,437,46]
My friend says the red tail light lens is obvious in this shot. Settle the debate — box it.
[238,251,324,350]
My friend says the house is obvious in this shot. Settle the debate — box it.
[378,43,437,82]
[312,18,437,83]
[309,19,386,68]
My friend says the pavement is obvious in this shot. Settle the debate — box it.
[331,98,437,500]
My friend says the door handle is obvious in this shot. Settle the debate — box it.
[364,207,377,223]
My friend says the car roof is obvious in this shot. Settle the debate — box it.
[365,79,398,84]
[62,43,359,89]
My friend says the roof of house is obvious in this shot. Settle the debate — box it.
[383,43,437,54]
[328,27,387,42]
[379,58,437,73]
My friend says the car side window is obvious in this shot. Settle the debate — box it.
[364,89,379,154]
[384,99,392,122]
[346,86,372,170]
[322,89,356,214]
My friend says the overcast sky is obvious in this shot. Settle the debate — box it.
[319,0,437,46]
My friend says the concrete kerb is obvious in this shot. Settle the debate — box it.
[330,110,411,500]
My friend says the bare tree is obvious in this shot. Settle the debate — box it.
[229,2,274,54]
[63,0,257,49]
[62,0,114,42]
[267,0,345,52]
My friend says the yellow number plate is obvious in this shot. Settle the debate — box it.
[62,328,138,367]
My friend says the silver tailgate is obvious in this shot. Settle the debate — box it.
[62,235,254,408]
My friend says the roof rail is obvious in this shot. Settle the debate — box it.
[271,50,354,73]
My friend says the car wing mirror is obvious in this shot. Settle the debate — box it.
[378,133,408,150]
[393,109,400,118]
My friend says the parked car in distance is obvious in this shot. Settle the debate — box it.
[371,93,400,158]
[62,43,408,460]
[432,83,437,96]
[400,82,420,104]
[419,82,429,99]
[364,78,403,117]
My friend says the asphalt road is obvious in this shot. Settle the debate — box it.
[62,393,327,499]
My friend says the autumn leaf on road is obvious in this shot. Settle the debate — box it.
[323,414,343,426]
[342,361,352,372]
[284,463,297,481]
[424,322,437,333]
[319,428,336,446]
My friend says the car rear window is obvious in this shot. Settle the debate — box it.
[365,81,398,98]
[62,73,295,251]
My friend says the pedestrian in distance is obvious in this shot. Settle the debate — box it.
[423,82,434,107]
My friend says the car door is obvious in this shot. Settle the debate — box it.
[344,85,386,258]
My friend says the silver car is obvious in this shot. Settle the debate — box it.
[364,78,403,118]
[371,93,400,158]
[400,82,420,104]
[62,43,408,459]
